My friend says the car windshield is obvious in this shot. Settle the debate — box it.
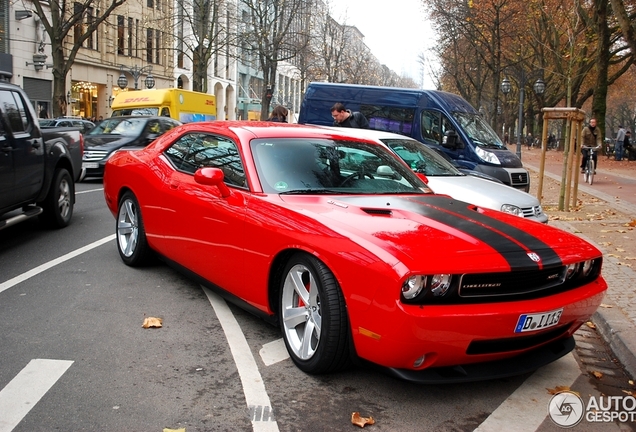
[382,138,463,176]
[452,112,505,149]
[39,120,56,127]
[86,118,146,136]
[251,138,431,195]
[111,108,159,116]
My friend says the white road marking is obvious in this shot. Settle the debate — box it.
[0,234,115,295]
[202,287,279,432]
[75,187,103,194]
[474,353,580,431]
[0,359,74,432]
[259,339,289,366]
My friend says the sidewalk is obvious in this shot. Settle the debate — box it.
[518,146,636,379]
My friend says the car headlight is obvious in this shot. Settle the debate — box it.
[501,204,523,217]
[402,275,426,300]
[402,274,453,300]
[566,263,580,279]
[475,146,501,165]
[581,259,594,276]
[430,274,452,296]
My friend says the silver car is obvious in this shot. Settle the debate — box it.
[323,128,548,223]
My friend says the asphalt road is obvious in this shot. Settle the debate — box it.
[0,180,633,432]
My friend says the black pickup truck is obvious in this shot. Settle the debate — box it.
[0,82,83,230]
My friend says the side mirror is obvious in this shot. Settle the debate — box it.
[416,173,429,184]
[194,167,231,197]
[442,130,464,149]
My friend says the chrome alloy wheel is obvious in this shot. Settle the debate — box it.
[281,264,322,360]
[57,177,72,220]
[117,198,139,258]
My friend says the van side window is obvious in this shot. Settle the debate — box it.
[421,111,456,145]
[161,107,170,117]
[360,105,414,136]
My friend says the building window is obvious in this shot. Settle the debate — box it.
[86,7,94,49]
[147,0,154,8]
[127,17,133,56]
[74,3,83,44]
[146,28,153,63]
[155,29,161,64]
[117,15,125,55]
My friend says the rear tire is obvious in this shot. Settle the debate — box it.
[279,253,351,374]
[41,168,74,228]
[116,192,153,266]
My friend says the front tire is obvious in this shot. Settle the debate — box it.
[279,253,351,374]
[41,168,74,228]
[117,192,153,266]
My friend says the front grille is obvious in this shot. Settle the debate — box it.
[83,150,108,162]
[459,266,565,298]
[521,205,543,218]
[467,324,571,355]
[509,171,529,186]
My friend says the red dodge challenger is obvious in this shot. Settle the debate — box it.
[103,121,606,383]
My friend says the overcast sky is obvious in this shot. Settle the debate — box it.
[329,0,437,89]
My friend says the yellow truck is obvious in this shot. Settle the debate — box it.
[111,88,216,123]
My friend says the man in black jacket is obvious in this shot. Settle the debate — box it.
[331,103,369,129]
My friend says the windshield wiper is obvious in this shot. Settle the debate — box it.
[279,189,347,195]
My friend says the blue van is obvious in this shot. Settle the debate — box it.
[298,82,529,191]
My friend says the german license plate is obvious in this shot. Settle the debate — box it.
[514,309,563,333]
[82,162,99,169]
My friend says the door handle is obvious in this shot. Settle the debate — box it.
[1,145,13,153]
[29,139,42,149]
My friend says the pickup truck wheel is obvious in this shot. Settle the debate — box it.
[41,168,74,228]
[117,192,153,266]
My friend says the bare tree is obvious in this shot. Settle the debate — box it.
[240,0,312,118]
[174,0,237,92]
[31,0,127,117]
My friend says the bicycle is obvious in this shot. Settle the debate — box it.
[581,146,598,185]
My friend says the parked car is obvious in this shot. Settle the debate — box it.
[81,115,181,179]
[103,121,606,383]
[320,128,548,223]
[39,117,95,134]
[1,82,83,230]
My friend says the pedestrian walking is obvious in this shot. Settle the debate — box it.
[581,118,602,173]
[331,103,369,129]
[615,125,626,161]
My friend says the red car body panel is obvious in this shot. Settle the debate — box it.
[103,121,607,376]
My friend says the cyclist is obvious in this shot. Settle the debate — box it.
[581,118,602,174]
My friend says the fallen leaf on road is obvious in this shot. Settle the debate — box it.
[585,321,596,329]
[623,390,636,397]
[625,257,636,260]
[600,304,613,308]
[163,429,185,432]
[608,254,620,258]
[627,220,636,227]
[617,248,626,252]
[547,386,578,395]
[351,412,375,428]
[591,371,603,379]
[600,230,612,233]
[142,317,163,328]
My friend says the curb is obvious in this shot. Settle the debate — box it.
[526,162,636,380]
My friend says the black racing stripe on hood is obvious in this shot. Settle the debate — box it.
[337,195,562,270]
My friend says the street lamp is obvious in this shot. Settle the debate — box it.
[117,65,155,90]
[501,71,545,159]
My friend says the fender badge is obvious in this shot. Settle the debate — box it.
[527,252,541,263]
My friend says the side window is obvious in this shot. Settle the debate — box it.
[0,90,27,133]
[146,119,161,134]
[421,111,441,144]
[162,119,179,131]
[440,115,455,139]
[164,133,246,187]
[160,107,170,117]
[360,104,414,136]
